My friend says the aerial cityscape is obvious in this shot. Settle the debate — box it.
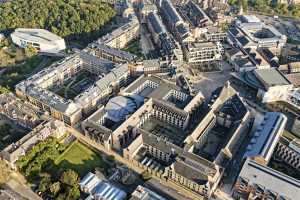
[0,0,300,200]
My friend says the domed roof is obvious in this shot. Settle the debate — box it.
[105,96,137,122]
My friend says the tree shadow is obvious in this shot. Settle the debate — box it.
[43,153,109,179]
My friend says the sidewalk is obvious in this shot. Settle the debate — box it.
[6,178,42,200]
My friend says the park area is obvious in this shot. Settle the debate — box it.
[16,137,110,199]
[54,141,108,177]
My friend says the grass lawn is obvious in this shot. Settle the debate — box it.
[122,38,144,58]
[55,141,107,177]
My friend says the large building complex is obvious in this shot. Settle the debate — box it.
[228,15,287,53]
[4,1,300,200]
[80,76,253,199]
[16,52,130,126]
[11,28,66,54]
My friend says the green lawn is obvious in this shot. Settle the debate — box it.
[55,141,106,176]
[122,38,144,58]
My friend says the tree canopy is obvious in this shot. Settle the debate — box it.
[0,0,116,38]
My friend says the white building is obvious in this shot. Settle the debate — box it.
[79,172,127,200]
[11,28,66,53]
[243,112,287,164]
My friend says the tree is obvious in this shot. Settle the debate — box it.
[50,182,61,197]
[228,0,238,6]
[0,86,10,94]
[24,45,37,58]
[275,3,289,15]
[66,186,80,200]
[0,0,116,41]
[290,4,300,17]
[39,174,52,192]
[254,0,271,11]
[60,170,78,187]
[240,0,248,11]
[0,159,11,185]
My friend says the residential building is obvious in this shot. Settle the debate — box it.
[16,52,131,125]
[85,43,137,63]
[97,15,140,49]
[0,120,66,169]
[0,93,41,129]
[183,42,224,66]
[11,28,66,53]
[204,27,227,42]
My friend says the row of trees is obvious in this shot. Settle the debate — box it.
[0,0,116,39]
[228,0,300,17]
[39,169,80,200]
[17,137,67,178]
[252,0,300,17]
[17,138,81,199]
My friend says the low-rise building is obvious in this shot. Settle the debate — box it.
[79,172,127,200]
[11,28,66,53]
[97,15,139,49]
[183,42,223,66]
[0,120,66,169]
[232,68,294,103]
[244,112,287,164]
[233,158,300,200]
[130,185,167,200]
[275,137,300,170]
[86,43,137,63]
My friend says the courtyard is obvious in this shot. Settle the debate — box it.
[0,119,29,150]
[51,70,97,100]
[140,118,187,146]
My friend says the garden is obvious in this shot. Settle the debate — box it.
[16,137,109,199]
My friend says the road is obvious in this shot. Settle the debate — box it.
[145,179,194,200]
[6,172,42,200]
[140,24,156,58]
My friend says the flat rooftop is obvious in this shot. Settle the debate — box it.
[238,158,300,200]
[124,76,185,101]
[12,28,63,44]
[254,68,291,88]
